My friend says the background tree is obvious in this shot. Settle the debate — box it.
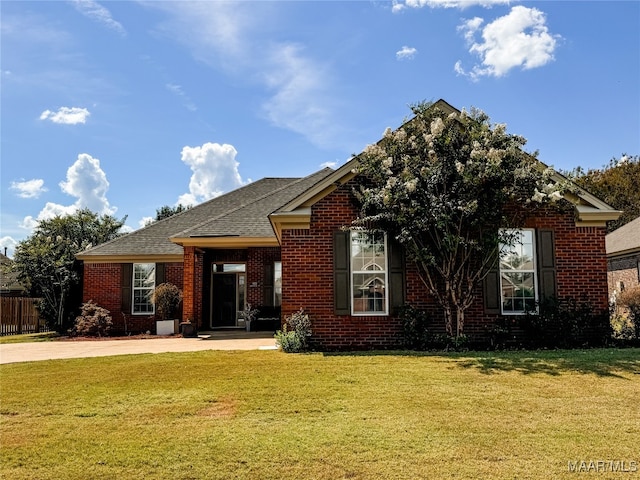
[566,154,639,232]
[145,204,191,226]
[355,101,565,338]
[12,209,125,331]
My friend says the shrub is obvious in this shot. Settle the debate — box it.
[616,286,640,339]
[275,308,312,353]
[153,283,183,320]
[483,317,517,350]
[72,301,113,337]
[399,305,470,351]
[520,297,609,348]
[399,305,431,350]
[611,314,637,341]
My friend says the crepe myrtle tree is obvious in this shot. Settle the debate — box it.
[13,209,126,331]
[354,101,566,339]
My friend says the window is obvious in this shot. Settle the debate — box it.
[133,263,155,314]
[351,231,388,315]
[274,261,282,307]
[499,229,537,314]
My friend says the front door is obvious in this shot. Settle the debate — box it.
[211,274,237,327]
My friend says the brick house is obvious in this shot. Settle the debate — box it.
[606,216,640,299]
[77,100,621,348]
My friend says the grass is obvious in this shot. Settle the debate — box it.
[1,348,639,479]
[0,332,60,344]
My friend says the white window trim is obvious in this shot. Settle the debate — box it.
[499,228,538,315]
[132,263,155,315]
[350,230,389,316]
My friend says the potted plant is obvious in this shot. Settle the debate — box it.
[239,303,259,332]
[152,283,183,335]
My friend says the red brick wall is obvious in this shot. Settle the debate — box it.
[82,248,281,334]
[247,247,281,307]
[82,263,121,325]
[282,183,611,350]
[608,254,640,298]
[281,185,405,349]
[83,261,183,334]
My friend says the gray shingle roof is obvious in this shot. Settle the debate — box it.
[77,168,333,258]
[606,216,640,256]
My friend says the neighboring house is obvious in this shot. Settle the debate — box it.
[77,100,621,348]
[0,253,27,297]
[606,216,640,298]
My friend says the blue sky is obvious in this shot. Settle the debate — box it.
[1,0,639,257]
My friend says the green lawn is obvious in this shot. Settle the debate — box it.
[0,332,60,344]
[1,349,639,479]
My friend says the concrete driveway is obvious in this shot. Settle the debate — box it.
[0,331,278,364]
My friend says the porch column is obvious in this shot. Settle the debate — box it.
[182,247,204,328]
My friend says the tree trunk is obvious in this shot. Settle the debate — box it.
[455,307,465,339]
[443,303,454,337]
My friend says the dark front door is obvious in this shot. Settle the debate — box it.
[211,274,237,327]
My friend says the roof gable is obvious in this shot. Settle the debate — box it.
[270,99,621,235]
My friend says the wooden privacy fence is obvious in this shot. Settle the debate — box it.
[0,297,48,335]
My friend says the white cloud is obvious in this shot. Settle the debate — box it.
[177,143,246,206]
[138,217,153,229]
[20,202,78,231]
[71,0,126,36]
[458,17,484,44]
[10,179,47,199]
[396,46,418,60]
[260,43,338,146]
[19,153,115,234]
[144,2,342,149]
[0,236,18,258]
[320,161,338,169]
[166,83,197,112]
[59,153,115,215]
[393,0,509,12]
[456,6,559,80]
[40,107,90,125]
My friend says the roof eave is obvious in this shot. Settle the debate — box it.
[268,208,312,243]
[606,246,640,259]
[76,254,184,264]
[574,205,622,227]
[170,236,279,248]
[276,162,359,214]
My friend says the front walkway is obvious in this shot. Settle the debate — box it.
[0,331,277,364]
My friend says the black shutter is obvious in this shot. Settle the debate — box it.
[388,239,405,314]
[155,263,166,285]
[333,230,350,315]
[263,263,274,307]
[121,263,132,314]
[537,229,557,300]
[483,268,502,314]
[483,243,501,314]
